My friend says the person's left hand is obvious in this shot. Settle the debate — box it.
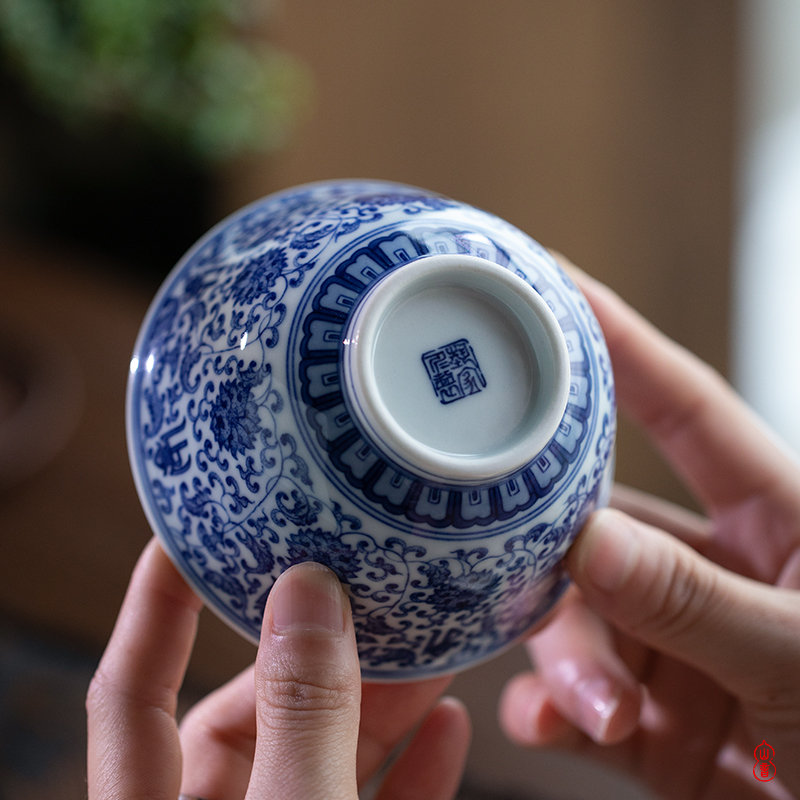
[86,540,471,800]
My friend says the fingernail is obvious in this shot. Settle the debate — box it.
[269,562,346,634]
[574,676,621,743]
[575,510,639,593]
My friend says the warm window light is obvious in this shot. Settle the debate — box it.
[734,0,800,458]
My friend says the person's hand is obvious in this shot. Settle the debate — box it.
[500,256,800,799]
[87,542,470,800]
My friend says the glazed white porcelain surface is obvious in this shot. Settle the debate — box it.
[127,180,616,680]
[341,254,571,485]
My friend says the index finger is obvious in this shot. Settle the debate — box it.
[357,676,454,786]
[557,253,798,512]
[87,539,202,800]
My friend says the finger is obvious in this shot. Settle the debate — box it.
[635,656,734,797]
[179,666,256,800]
[556,253,798,514]
[375,697,471,800]
[521,594,643,744]
[246,562,361,800]
[87,539,202,800]
[357,676,455,786]
[611,483,711,552]
[778,545,800,590]
[499,672,578,747]
[568,508,800,705]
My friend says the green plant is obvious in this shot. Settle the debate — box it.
[0,0,310,161]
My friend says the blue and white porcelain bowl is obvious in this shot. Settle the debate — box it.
[126,179,616,680]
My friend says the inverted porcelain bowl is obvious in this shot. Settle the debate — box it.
[126,180,615,680]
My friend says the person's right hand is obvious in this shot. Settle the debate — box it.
[500,257,800,799]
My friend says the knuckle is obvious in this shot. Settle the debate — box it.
[263,673,350,715]
[86,665,173,718]
[180,706,254,756]
[642,358,723,445]
[258,662,358,728]
[633,544,718,643]
[85,668,115,717]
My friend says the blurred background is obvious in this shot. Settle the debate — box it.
[0,1,797,798]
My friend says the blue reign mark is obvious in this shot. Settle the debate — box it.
[422,338,487,404]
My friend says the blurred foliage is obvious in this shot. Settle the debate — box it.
[0,0,311,162]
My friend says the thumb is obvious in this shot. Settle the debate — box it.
[567,509,800,702]
[246,562,361,800]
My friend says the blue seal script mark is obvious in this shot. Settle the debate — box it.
[421,338,487,404]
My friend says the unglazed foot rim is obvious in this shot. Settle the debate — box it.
[341,254,571,484]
